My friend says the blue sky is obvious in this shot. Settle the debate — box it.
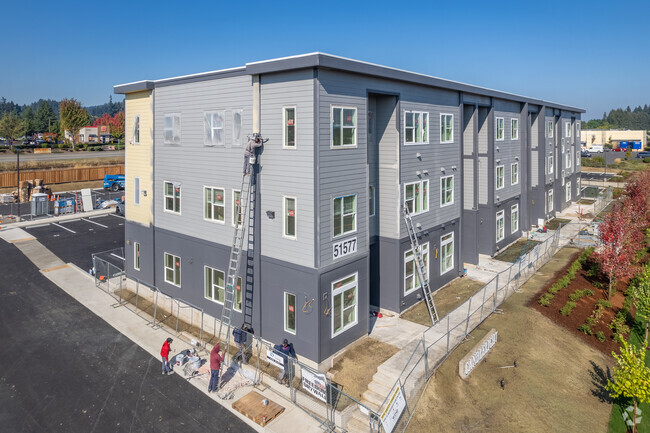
[2,0,648,120]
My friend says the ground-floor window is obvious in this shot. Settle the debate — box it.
[285,292,296,334]
[332,273,358,337]
[440,233,454,275]
[134,242,140,271]
[511,204,519,233]
[404,243,429,295]
[496,210,505,242]
[204,266,225,303]
[547,190,554,212]
[566,182,571,202]
[164,253,181,287]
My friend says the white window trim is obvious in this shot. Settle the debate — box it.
[440,113,454,144]
[404,243,429,296]
[566,182,571,201]
[204,110,225,147]
[496,210,505,242]
[163,113,181,145]
[203,186,225,224]
[163,181,181,215]
[133,242,140,271]
[548,190,554,212]
[232,109,243,146]
[565,121,572,138]
[404,111,429,145]
[511,204,519,233]
[576,150,581,166]
[284,291,297,335]
[496,165,505,190]
[164,252,181,287]
[283,196,297,240]
[134,177,140,206]
[330,105,358,148]
[496,117,505,141]
[511,118,519,140]
[440,175,454,207]
[132,115,140,144]
[403,180,429,215]
[511,162,519,186]
[282,106,297,149]
[331,273,358,338]
[332,194,358,238]
[440,233,454,276]
[234,276,243,312]
[232,189,242,228]
[369,185,375,217]
[546,120,554,138]
[204,265,225,305]
[548,155,554,174]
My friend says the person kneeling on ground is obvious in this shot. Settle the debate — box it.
[160,337,173,375]
[274,339,297,385]
[208,343,223,393]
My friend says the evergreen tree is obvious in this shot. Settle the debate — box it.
[21,106,36,136]
[35,101,57,133]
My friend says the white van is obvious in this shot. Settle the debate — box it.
[588,145,604,153]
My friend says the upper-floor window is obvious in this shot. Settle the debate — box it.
[440,233,454,275]
[548,155,554,174]
[232,109,243,146]
[566,151,572,169]
[332,106,357,147]
[404,180,429,215]
[134,177,140,205]
[133,116,140,144]
[496,166,505,190]
[546,120,553,138]
[134,242,140,271]
[440,175,454,207]
[511,204,519,233]
[440,114,454,143]
[164,181,181,214]
[565,122,572,138]
[233,190,243,227]
[576,150,581,166]
[164,252,181,287]
[204,111,225,146]
[283,107,296,148]
[164,113,181,144]
[333,194,357,237]
[283,196,296,239]
[566,182,571,201]
[511,162,519,185]
[496,117,504,141]
[405,111,429,144]
[369,185,375,217]
[496,210,505,242]
[204,186,225,223]
[511,118,519,140]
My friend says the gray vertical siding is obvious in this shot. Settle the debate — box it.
[464,159,474,210]
[376,97,399,240]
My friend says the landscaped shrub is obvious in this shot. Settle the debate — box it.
[585,316,598,327]
[578,324,593,335]
[538,293,553,307]
[569,289,595,301]
[595,331,606,342]
[610,311,631,340]
[560,301,577,316]
[539,248,596,306]
[595,299,612,309]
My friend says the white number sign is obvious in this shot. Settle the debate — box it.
[333,237,357,260]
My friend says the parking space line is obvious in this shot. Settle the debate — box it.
[109,214,125,220]
[27,224,50,229]
[60,219,80,224]
[52,223,76,233]
[82,218,108,228]
[89,215,109,219]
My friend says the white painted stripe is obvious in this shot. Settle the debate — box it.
[60,219,80,224]
[109,214,124,220]
[28,224,50,229]
[110,253,125,261]
[82,218,108,228]
[52,223,76,233]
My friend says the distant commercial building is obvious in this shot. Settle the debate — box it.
[581,129,646,149]
[64,125,113,144]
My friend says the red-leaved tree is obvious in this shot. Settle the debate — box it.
[91,112,125,141]
[624,170,650,229]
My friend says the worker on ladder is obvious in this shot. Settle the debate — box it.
[243,133,264,175]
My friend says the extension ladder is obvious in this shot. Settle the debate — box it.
[74,192,83,213]
[402,206,439,324]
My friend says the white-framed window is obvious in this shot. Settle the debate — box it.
[204,186,225,223]
[496,210,505,242]
[547,189,554,212]
[440,175,454,207]
[134,177,140,205]
[234,276,243,312]
[204,266,224,303]
[332,273,358,337]
[511,118,519,140]
[283,196,296,239]
[283,106,296,148]
[577,177,581,192]
[163,113,181,144]
[369,185,375,217]
[133,115,140,144]
[404,180,429,214]
[404,243,429,295]
[496,166,505,190]
[404,111,429,144]
[204,111,225,146]
[548,155,554,174]
[333,194,357,237]
[164,253,181,287]
[577,150,581,166]
[440,113,454,144]
[284,292,296,334]
[566,182,571,201]
[496,117,504,141]
[566,151,572,169]
[561,143,565,154]
[232,109,243,146]
[546,120,554,138]
[565,122,571,138]
[331,106,357,147]
[511,204,519,233]
[441,233,454,275]
[511,162,519,185]
[232,190,242,227]
[163,181,180,214]
[134,242,140,271]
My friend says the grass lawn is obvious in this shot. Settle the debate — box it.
[578,199,596,205]
[583,186,601,199]
[546,218,571,230]
[494,239,542,263]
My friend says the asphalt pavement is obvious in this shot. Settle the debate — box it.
[0,150,124,162]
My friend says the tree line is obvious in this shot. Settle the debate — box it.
[583,105,650,130]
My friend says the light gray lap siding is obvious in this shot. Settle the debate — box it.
[493,106,522,204]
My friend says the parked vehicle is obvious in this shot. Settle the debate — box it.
[103,174,125,191]
[588,145,604,153]
[115,202,125,216]
[636,151,650,159]
[580,149,592,158]
[612,147,624,152]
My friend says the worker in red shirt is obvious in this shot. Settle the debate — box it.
[160,337,173,375]
[208,343,224,393]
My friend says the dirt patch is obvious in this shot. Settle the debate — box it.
[494,239,542,263]
[578,199,596,205]
[401,278,486,327]
[408,247,613,433]
[546,218,571,230]
[328,337,399,404]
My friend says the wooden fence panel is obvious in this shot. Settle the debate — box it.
[0,165,124,187]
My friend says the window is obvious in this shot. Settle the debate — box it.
[577,150,581,166]
[333,194,357,237]
[204,111,225,146]
[405,111,429,144]
[332,273,358,336]
[566,151,572,169]
[204,187,225,222]
[133,115,140,144]
[404,180,429,214]
[565,122,572,138]
[164,253,181,287]
[285,292,296,334]
[404,243,429,295]
[134,242,140,271]
[232,109,243,146]
[440,114,454,143]
[511,163,519,185]
[204,266,224,303]
[496,117,504,141]
[547,190,554,212]
[511,204,519,233]
[164,113,181,144]
[496,210,505,242]
[283,196,296,239]
[283,107,296,148]
[496,166,505,190]
[440,175,454,207]
[232,190,242,227]
[577,177,581,192]
[441,233,454,275]
[163,181,181,214]
[548,155,554,174]
[332,107,357,147]
[511,118,519,140]
[546,120,554,138]
[369,185,375,217]
[566,182,571,201]
[234,277,242,312]
[134,177,140,205]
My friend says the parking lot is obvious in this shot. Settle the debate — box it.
[580,171,617,181]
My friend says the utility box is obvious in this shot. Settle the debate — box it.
[31,193,49,216]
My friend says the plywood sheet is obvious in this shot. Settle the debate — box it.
[232,390,284,427]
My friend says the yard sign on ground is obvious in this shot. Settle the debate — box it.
[380,384,406,433]
[459,328,498,379]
